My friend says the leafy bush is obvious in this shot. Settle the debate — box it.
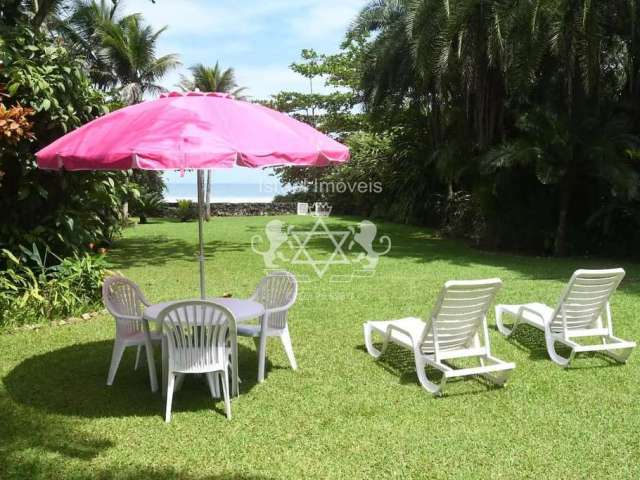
[0,24,135,265]
[0,244,110,330]
[176,199,196,222]
[130,190,165,224]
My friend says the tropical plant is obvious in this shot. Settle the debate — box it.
[130,190,164,224]
[99,13,180,104]
[176,199,195,222]
[177,61,247,219]
[0,24,135,260]
[0,244,110,329]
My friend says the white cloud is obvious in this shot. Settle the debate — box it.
[288,0,363,40]
[122,0,369,97]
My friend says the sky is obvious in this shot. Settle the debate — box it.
[120,0,366,186]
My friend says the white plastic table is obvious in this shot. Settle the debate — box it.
[143,297,265,397]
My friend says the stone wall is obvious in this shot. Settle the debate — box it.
[164,202,296,217]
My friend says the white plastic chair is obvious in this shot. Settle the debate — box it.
[364,278,514,396]
[237,271,298,382]
[297,202,309,215]
[312,202,332,217]
[158,300,237,422]
[103,276,160,392]
[495,268,636,367]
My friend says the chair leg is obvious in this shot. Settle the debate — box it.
[134,345,142,370]
[545,335,574,368]
[495,306,519,337]
[175,373,185,391]
[221,368,232,420]
[206,372,221,398]
[257,317,268,383]
[280,326,297,370]
[143,341,158,393]
[415,353,446,396]
[601,337,635,363]
[165,373,175,423]
[363,323,389,359]
[106,341,126,386]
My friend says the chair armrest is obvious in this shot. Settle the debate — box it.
[517,305,549,323]
[265,304,293,315]
[113,313,144,323]
[384,324,415,347]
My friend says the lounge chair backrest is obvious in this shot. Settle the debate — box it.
[551,268,625,333]
[159,300,236,372]
[297,203,309,215]
[421,279,502,352]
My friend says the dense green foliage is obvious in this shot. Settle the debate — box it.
[0,244,110,329]
[275,1,640,257]
[1,216,638,478]
[0,24,131,258]
[0,1,175,326]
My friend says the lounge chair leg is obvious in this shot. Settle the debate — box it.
[414,354,445,396]
[363,322,389,359]
[495,306,519,337]
[600,338,634,363]
[476,356,510,387]
[545,336,574,368]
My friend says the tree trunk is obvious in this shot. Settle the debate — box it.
[139,214,148,225]
[553,177,573,257]
[205,170,212,221]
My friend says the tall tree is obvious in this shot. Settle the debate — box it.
[178,62,247,219]
[99,13,180,104]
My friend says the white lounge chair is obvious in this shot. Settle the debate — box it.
[364,278,514,396]
[495,268,636,367]
[103,276,160,392]
[158,300,237,422]
[312,202,332,217]
[297,202,309,215]
[237,271,298,383]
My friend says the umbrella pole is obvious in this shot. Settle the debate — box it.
[197,169,206,299]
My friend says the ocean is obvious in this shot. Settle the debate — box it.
[164,182,286,203]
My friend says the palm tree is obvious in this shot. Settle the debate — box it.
[178,62,247,219]
[100,14,180,104]
[177,62,247,99]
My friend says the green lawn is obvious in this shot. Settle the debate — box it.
[1,215,639,479]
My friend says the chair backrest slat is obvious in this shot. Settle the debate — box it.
[253,271,297,329]
[159,300,236,372]
[551,269,625,332]
[102,276,147,336]
[420,279,502,353]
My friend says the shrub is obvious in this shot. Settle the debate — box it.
[176,199,196,222]
[0,245,110,330]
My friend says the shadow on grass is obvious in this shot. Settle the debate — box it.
[354,344,504,397]
[108,237,251,269]
[490,323,623,368]
[3,340,266,419]
[112,216,640,297]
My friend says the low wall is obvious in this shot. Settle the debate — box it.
[164,202,296,217]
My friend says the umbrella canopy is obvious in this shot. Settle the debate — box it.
[36,91,350,298]
[37,91,349,170]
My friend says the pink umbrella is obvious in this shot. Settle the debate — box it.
[37,91,349,297]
